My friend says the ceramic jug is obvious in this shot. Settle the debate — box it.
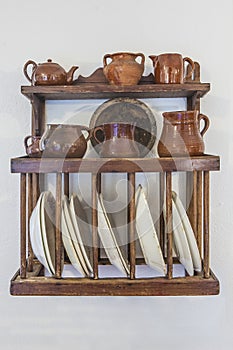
[149,53,195,83]
[23,59,78,85]
[24,135,42,157]
[40,124,91,158]
[103,52,145,86]
[93,122,140,158]
[157,110,210,157]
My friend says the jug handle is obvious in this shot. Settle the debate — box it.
[24,135,33,148]
[93,126,104,144]
[103,54,113,67]
[135,53,145,66]
[183,57,195,80]
[80,125,92,142]
[23,60,37,84]
[198,113,210,136]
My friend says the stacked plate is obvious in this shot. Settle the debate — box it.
[30,187,201,278]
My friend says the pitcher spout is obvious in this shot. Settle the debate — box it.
[66,66,79,84]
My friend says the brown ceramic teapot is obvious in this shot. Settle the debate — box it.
[157,110,210,157]
[103,52,145,86]
[40,124,91,158]
[23,59,78,85]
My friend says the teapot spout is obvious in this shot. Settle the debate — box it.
[66,66,79,84]
[149,55,158,67]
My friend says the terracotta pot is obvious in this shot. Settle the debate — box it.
[40,124,91,158]
[149,53,195,83]
[93,122,140,158]
[103,52,145,86]
[157,110,210,157]
[24,135,42,157]
[23,59,78,85]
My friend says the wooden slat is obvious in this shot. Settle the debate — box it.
[128,173,136,279]
[55,173,62,278]
[63,173,69,197]
[197,171,203,254]
[187,171,198,237]
[166,172,173,279]
[10,270,219,296]
[203,171,210,278]
[11,155,220,174]
[20,174,27,279]
[159,172,165,255]
[92,174,99,279]
[27,173,34,272]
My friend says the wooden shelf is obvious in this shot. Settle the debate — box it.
[21,82,210,101]
[11,154,220,174]
[10,262,219,296]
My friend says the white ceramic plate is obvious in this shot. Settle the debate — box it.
[97,194,130,276]
[172,191,202,272]
[164,198,194,276]
[29,192,52,273]
[40,191,56,275]
[69,194,93,276]
[135,185,166,275]
[61,197,87,276]
[63,195,91,276]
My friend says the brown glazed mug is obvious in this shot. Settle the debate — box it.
[103,52,145,86]
[93,122,140,158]
[157,110,210,157]
[24,135,42,157]
[149,53,195,83]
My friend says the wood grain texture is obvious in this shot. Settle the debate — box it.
[203,171,210,278]
[55,173,62,278]
[128,173,136,279]
[20,174,27,279]
[166,172,173,279]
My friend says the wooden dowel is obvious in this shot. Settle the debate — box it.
[197,171,203,255]
[32,173,39,205]
[159,172,165,255]
[92,174,99,279]
[187,171,197,236]
[203,171,210,278]
[20,174,27,279]
[166,172,173,279]
[128,173,136,279]
[96,173,101,261]
[55,173,62,279]
[27,173,34,272]
[63,173,69,197]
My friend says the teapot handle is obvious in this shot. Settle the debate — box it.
[23,60,37,84]
[103,54,113,67]
[198,113,210,136]
[80,125,92,142]
[93,126,104,144]
[183,57,195,80]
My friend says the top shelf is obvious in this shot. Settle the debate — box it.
[21,83,210,101]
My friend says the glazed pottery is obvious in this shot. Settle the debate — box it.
[103,52,145,86]
[24,135,42,157]
[93,122,140,158]
[157,110,210,157]
[149,53,195,83]
[40,124,91,158]
[23,59,78,85]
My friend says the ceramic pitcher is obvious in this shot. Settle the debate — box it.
[93,122,140,158]
[103,52,145,86]
[24,135,42,157]
[157,110,210,157]
[149,53,195,83]
[40,124,91,158]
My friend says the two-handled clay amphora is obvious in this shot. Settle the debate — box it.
[93,122,140,158]
[157,110,210,157]
[103,52,145,86]
[24,59,78,85]
[149,53,195,83]
[40,124,91,158]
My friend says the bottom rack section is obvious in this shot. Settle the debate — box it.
[10,262,219,296]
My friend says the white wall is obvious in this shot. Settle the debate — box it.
[0,0,233,349]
